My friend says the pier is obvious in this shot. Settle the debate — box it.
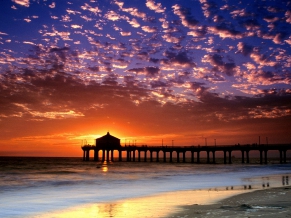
[82,133,291,164]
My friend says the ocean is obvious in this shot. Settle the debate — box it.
[0,157,290,218]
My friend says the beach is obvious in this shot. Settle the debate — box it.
[170,186,291,218]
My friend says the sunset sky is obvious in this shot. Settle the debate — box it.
[0,0,291,157]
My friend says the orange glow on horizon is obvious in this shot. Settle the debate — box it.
[0,114,290,157]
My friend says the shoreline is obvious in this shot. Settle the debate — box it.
[170,185,291,218]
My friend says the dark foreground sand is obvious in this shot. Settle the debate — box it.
[169,186,291,218]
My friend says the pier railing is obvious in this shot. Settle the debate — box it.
[82,143,291,149]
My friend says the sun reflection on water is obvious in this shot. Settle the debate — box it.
[102,163,108,173]
[96,162,109,172]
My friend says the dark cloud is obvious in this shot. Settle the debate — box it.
[199,0,219,18]
[102,73,118,86]
[127,66,160,77]
[209,23,242,39]
[257,88,291,98]
[150,80,168,88]
[145,66,160,77]
[206,54,236,76]
[173,71,191,84]
[88,66,99,72]
[241,19,261,30]
[173,4,199,28]
[237,42,254,56]
[137,51,149,60]
[162,51,195,67]
[149,58,160,63]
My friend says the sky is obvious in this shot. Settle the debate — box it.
[0,0,291,157]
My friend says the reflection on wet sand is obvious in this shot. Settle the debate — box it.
[35,189,247,218]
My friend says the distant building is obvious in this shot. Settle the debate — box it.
[95,132,121,150]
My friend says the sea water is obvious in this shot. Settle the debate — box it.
[0,157,290,218]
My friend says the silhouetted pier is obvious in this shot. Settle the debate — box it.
[82,133,291,164]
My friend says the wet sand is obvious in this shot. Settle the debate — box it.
[34,189,248,218]
[169,186,291,218]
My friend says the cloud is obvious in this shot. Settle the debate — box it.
[141,26,158,33]
[250,52,277,67]
[150,80,168,88]
[172,4,199,29]
[66,9,81,15]
[243,69,289,85]
[105,10,122,21]
[127,18,140,28]
[190,81,208,97]
[172,71,191,84]
[128,67,160,77]
[24,18,31,23]
[145,67,160,77]
[81,3,101,14]
[88,66,99,72]
[187,26,207,37]
[120,31,131,36]
[71,24,82,29]
[285,36,291,45]
[116,3,146,19]
[286,10,291,23]
[112,58,129,69]
[241,19,261,30]
[203,54,236,76]
[272,32,288,44]
[146,0,165,13]
[23,41,35,45]
[102,73,119,86]
[162,51,196,68]
[162,34,182,43]
[208,23,242,39]
[199,0,218,18]
[31,110,84,119]
[263,15,279,23]
[12,0,29,7]
[49,2,55,9]
[237,42,254,56]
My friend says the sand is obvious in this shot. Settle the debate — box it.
[169,186,291,218]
